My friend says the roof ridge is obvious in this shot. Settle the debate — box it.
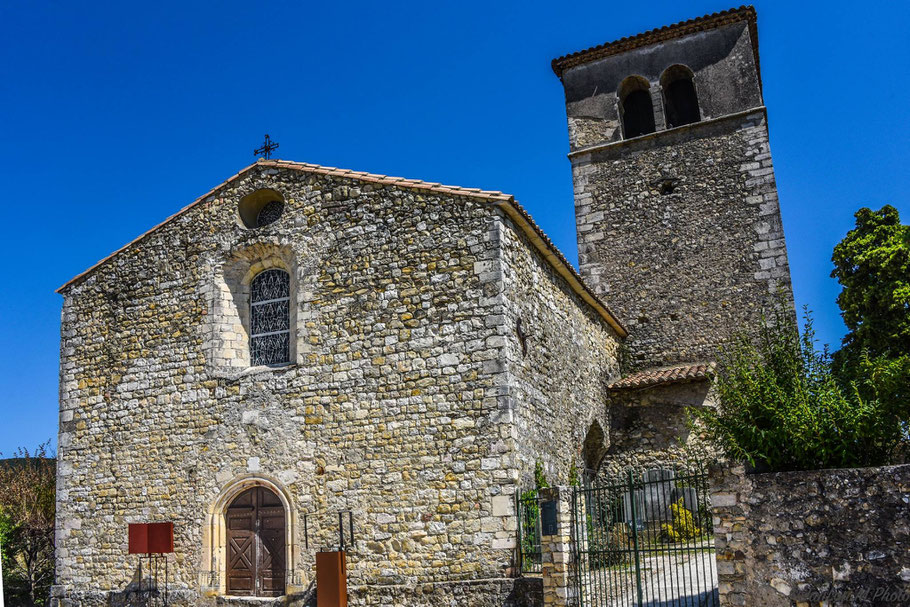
[551,6,758,79]
[258,159,513,201]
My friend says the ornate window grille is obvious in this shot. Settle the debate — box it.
[256,200,284,227]
[250,269,291,366]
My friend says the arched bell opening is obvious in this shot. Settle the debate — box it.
[661,64,701,128]
[618,76,656,139]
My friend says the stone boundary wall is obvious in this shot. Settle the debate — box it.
[710,463,910,606]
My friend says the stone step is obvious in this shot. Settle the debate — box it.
[215,588,316,607]
[215,597,285,607]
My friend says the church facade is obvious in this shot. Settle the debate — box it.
[53,7,791,606]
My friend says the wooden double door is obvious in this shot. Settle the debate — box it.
[226,487,286,597]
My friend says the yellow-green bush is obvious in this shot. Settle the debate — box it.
[660,499,701,543]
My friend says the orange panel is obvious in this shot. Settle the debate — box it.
[316,551,347,607]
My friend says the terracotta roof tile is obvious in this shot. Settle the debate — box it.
[551,5,760,87]
[609,363,715,391]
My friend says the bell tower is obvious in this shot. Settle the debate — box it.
[552,7,793,369]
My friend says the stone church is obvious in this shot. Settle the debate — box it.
[53,7,791,606]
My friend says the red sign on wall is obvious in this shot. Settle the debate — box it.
[128,522,174,554]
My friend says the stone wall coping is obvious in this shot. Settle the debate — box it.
[536,486,562,501]
[717,462,910,481]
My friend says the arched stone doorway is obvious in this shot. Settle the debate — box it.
[201,475,300,598]
[226,486,287,597]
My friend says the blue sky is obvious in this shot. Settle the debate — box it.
[0,1,907,455]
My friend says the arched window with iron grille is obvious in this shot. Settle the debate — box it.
[249,269,291,366]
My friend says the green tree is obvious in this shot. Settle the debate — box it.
[831,205,910,361]
[831,205,910,430]
[691,306,905,472]
[0,443,56,607]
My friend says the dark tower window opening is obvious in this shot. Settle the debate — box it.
[661,65,701,128]
[618,76,656,139]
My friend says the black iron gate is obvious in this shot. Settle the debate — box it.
[571,463,718,607]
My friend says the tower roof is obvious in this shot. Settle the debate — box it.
[551,6,760,83]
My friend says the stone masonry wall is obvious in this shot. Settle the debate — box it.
[55,166,505,604]
[348,577,542,607]
[710,463,910,606]
[56,162,620,606]
[572,110,792,368]
[498,214,622,486]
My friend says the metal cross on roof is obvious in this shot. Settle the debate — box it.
[254,134,279,159]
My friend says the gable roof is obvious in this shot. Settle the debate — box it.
[57,159,628,337]
[551,5,760,83]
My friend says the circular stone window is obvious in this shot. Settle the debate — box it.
[238,188,285,229]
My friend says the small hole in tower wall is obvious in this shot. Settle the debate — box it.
[656,178,678,196]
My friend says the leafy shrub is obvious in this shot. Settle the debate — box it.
[660,499,701,543]
[517,461,549,572]
[534,461,549,490]
[691,304,906,472]
[518,489,541,572]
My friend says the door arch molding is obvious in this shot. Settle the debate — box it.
[201,474,300,597]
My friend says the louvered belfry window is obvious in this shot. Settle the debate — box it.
[250,269,291,366]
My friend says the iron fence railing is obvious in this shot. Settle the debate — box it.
[572,463,718,606]
[516,488,542,574]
